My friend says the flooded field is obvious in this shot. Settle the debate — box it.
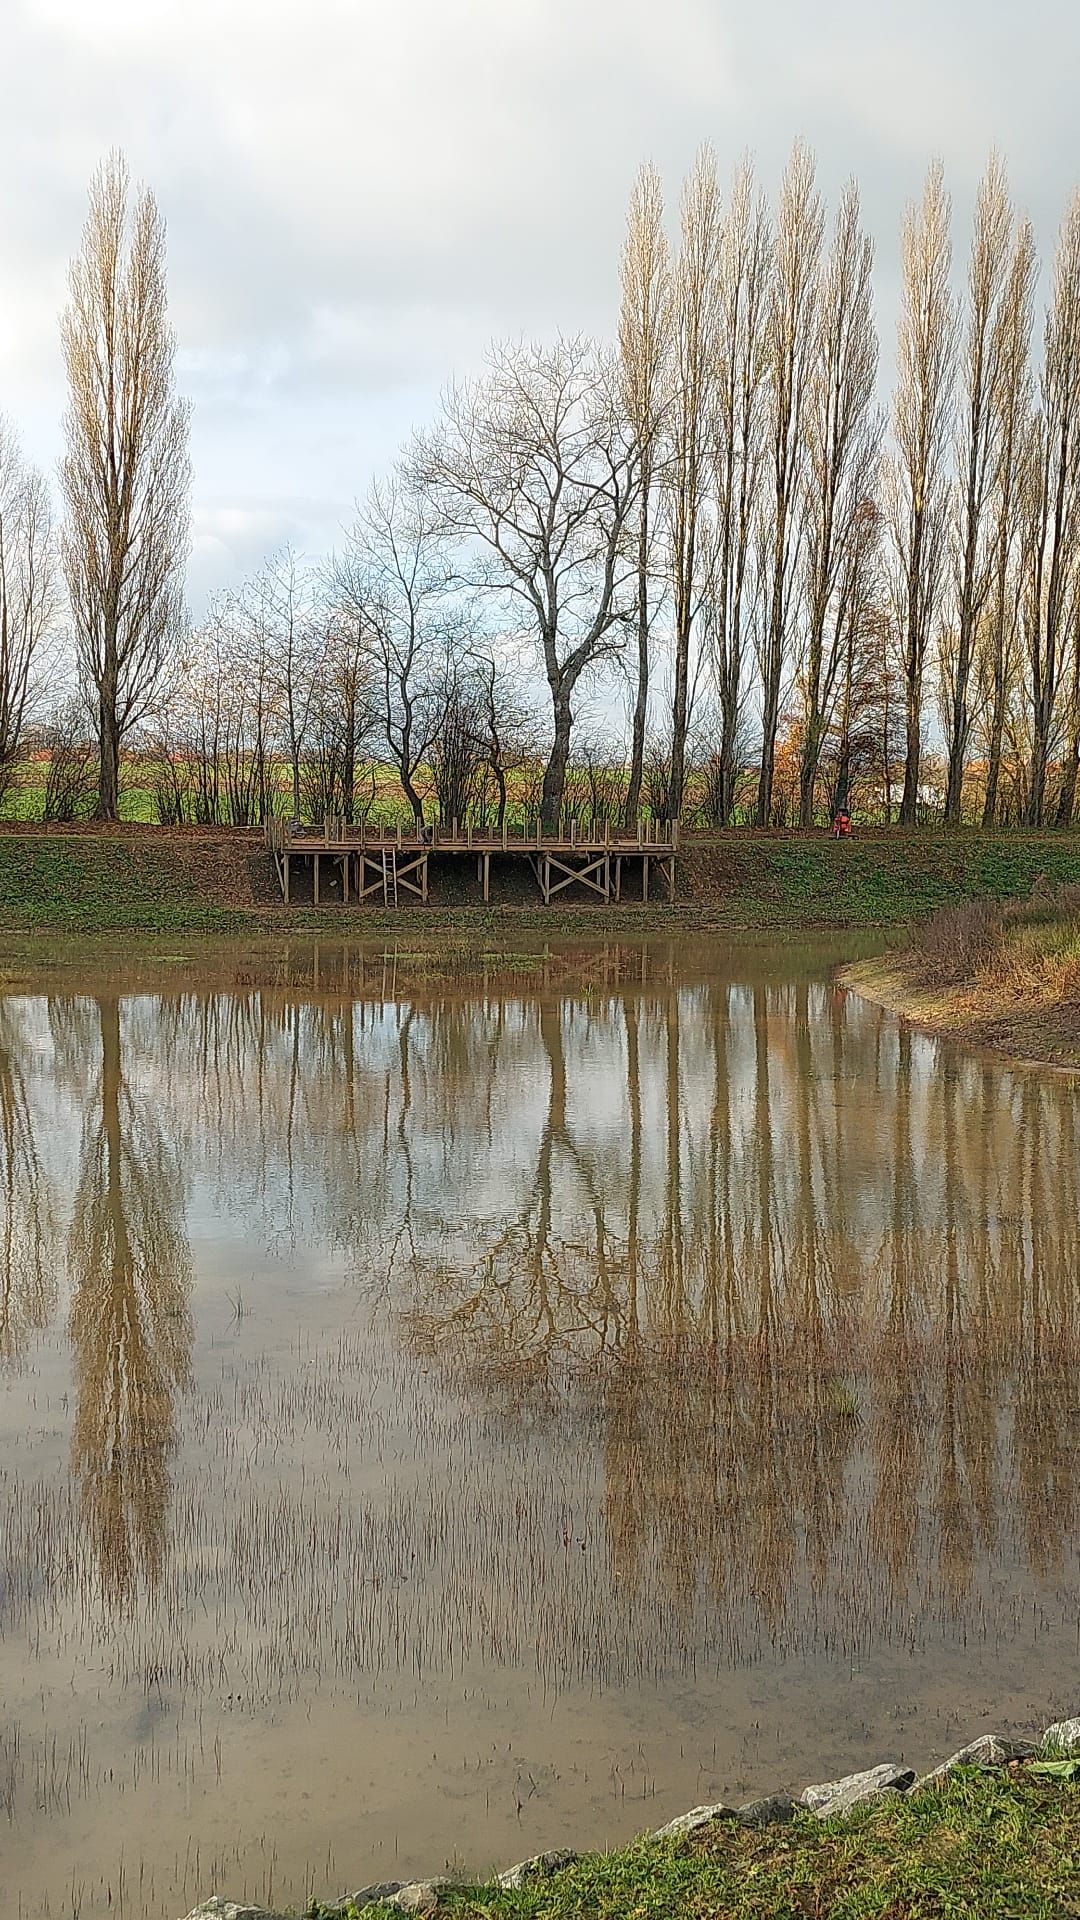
[1,935,1078,1919]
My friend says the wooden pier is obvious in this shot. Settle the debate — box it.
[265,818,678,908]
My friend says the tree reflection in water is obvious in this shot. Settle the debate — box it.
[66,995,193,1602]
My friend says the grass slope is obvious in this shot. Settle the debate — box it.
[1,827,1080,937]
[310,1769,1080,1920]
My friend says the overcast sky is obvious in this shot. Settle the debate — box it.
[0,0,1075,613]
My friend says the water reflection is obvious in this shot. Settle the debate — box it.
[65,995,193,1601]
[0,998,56,1363]
[1,942,1078,1917]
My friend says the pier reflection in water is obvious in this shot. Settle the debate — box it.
[0,938,1077,1919]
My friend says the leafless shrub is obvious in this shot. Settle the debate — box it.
[42,698,97,822]
[907,899,1004,986]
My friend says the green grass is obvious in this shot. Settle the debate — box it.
[0,835,249,934]
[308,1770,1080,1920]
[1,826,1079,939]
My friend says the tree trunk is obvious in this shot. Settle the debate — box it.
[756,644,781,827]
[1055,728,1080,825]
[981,677,1006,826]
[943,651,972,823]
[669,616,690,821]
[98,666,120,822]
[624,491,650,829]
[899,652,921,824]
[798,711,824,827]
[541,695,572,831]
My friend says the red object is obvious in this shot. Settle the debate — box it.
[833,810,852,839]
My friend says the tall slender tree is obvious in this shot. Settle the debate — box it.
[1022,191,1080,825]
[60,152,191,820]
[891,162,956,825]
[711,158,771,824]
[942,157,1013,822]
[980,218,1035,825]
[618,163,672,828]
[757,141,823,826]
[667,146,721,820]
[798,179,880,825]
[0,420,57,800]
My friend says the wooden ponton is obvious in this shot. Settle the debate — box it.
[266,817,678,907]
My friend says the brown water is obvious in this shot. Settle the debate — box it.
[1,936,1078,1919]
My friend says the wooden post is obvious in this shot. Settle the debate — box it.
[502,820,508,852]
[422,854,429,903]
[342,852,350,904]
[483,852,490,903]
[314,852,320,906]
[642,854,649,904]
[615,856,622,902]
[284,852,290,903]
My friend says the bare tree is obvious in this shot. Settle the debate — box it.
[667,147,721,820]
[979,217,1036,824]
[797,179,880,825]
[259,548,324,820]
[711,158,772,826]
[415,338,638,830]
[301,603,377,824]
[0,421,57,802]
[757,142,824,826]
[1021,191,1080,825]
[338,477,456,826]
[619,163,672,827]
[890,161,956,825]
[940,158,1014,822]
[60,152,191,820]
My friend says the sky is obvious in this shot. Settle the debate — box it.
[0,0,1076,615]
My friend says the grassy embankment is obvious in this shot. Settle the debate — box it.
[843,882,1080,1068]
[2,824,1080,939]
[308,1767,1080,1920]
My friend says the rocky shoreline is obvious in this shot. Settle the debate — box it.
[183,1714,1080,1920]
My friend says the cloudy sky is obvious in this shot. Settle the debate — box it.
[0,0,1074,612]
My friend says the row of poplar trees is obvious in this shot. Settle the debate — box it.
[3,146,1080,826]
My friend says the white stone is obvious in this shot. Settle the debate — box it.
[1044,1718,1080,1754]
[181,1903,286,1920]
[918,1735,1035,1786]
[800,1762,914,1818]
[392,1881,446,1915]
[653,1802,737,1839]
[497,1850,578,1889]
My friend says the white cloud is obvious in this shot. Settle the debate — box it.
[1,0,1078,607]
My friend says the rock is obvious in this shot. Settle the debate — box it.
[333,1890,405,1915]
[1044,1718,1080,1754]
[917,1735,1036,1786]
[497,1850,579,1889]
[181,1904,286,1920]
[737,1793,797,1826]
[800,1762,914,1819]
[653,1801,737,1839]
[391,1881,447,1915]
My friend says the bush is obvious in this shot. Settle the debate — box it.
[907,898,1005,987]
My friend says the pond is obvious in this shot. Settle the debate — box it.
[1,936,1078,1918]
